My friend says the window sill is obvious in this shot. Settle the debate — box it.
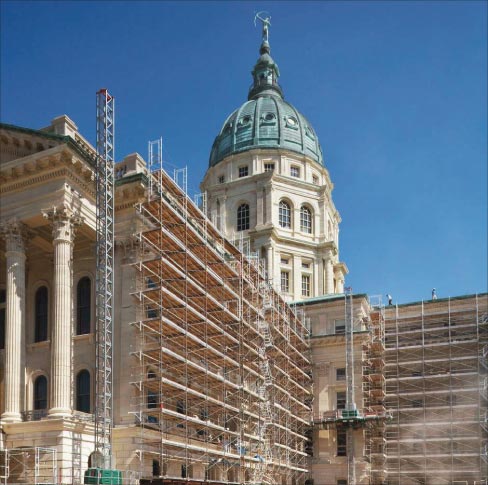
[73,333,94,344]
[28,340,50,351]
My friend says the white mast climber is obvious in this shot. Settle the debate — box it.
[95,88,115,470]
[345,286,357,485]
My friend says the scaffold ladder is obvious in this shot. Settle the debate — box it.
[148,137,162,197]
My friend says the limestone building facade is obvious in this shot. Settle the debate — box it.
[0,18,486,485]
[0,115,312,484]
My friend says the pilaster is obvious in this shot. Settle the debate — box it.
[324,248,335,295]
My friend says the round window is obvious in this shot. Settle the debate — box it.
[286,116,297,126]
[264,113,275,121]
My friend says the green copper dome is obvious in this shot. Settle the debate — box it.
[209,25,324,167]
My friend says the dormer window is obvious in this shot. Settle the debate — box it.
[264,163,275,172]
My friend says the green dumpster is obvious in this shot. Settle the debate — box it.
[83,467,122,484]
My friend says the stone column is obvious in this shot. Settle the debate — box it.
[334,267,345,294]
[256,183,264,226]
[293,254,301,300]
[43,208,80,417]
[266,245,273,284]
[1,221,28,423]
[313,258,320,297]
[264,184,273,225]
[221,195,228,237]
[324,249,334,295]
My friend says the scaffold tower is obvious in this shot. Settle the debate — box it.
[95,88,115,470]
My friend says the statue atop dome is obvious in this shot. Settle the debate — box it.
[254,11,271,43]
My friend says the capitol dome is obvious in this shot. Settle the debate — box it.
[208,36,324,167]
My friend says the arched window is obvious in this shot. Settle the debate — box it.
[76,277,91,335]
[237,203,249,231]
[34,286,48,342]
[279,200,291,228]
[34,375,48,410]
[300,206,313,234]
[76,370,91,413]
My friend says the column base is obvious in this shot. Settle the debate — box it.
[48,407,71,418]
[1,411,22,423]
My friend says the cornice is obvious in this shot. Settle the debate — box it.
[114,180,146,211]
[1,416,95,433]
[0,122,96,168]
[1,149,96,198]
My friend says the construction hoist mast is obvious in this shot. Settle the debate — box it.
[95,88,115,470]
[344,286,357,485]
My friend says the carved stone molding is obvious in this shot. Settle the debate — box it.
[116,234,141,261]
[0,219,34,253]
[42,205,83,244]
[313,361,330,377]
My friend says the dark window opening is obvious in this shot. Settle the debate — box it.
[336,368,346,381]
[76,277,91,335]
[337,391,346,410]
[35,286,48,342]
[337,428,347,456]
[34,375,48,410]
[237,204,250,231]
[238,166,249,178]
[76,370,91,413]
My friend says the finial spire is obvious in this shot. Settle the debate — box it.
[249,11,282,100]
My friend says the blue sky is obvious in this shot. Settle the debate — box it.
[1,1,486,303]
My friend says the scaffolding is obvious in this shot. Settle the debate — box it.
[312,293,390,485]
[362,295,388,485]
[130,167,312,484]
[384,294,488,485]
[0,447,57,485]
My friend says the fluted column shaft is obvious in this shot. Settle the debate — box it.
[44,211,78,417]
[2,226,26,422]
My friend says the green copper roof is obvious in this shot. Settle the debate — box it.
[208,24,324,167]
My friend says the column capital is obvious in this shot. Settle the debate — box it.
[324,248,334,260]
[0,219,33,254]
[42,206,83,244]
